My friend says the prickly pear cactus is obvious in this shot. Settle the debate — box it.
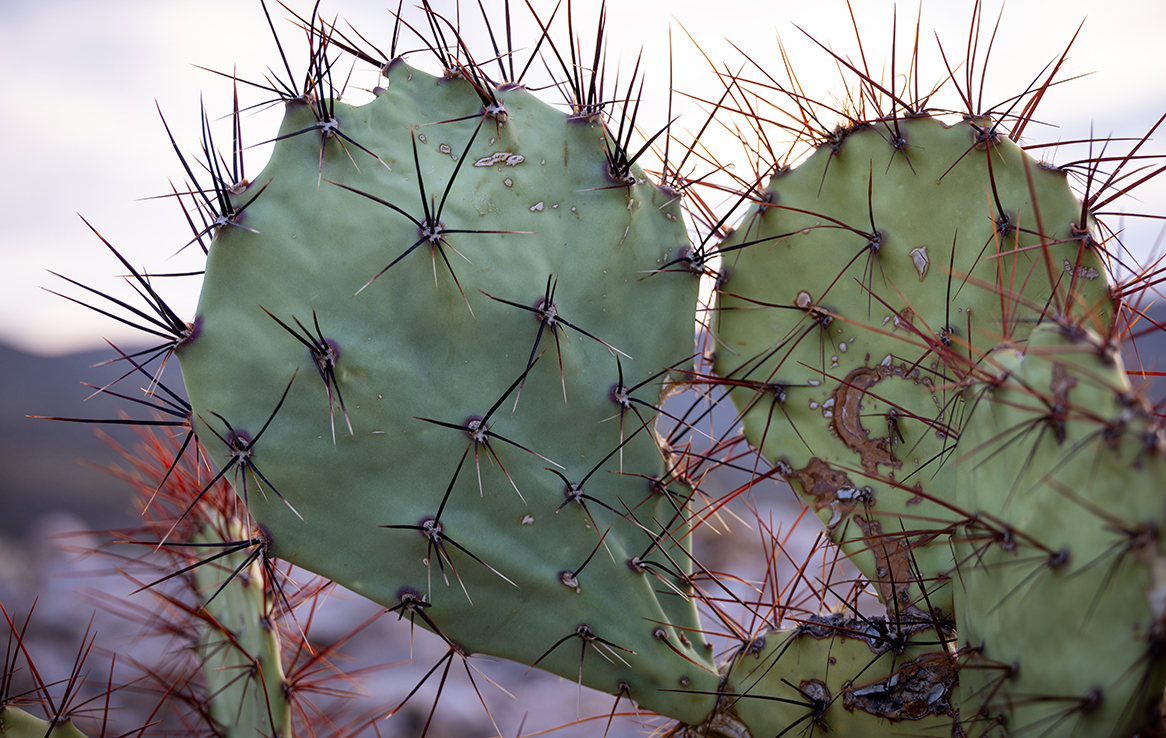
[955,322,1166,735]
[40,2,1166,736]
[710,115,1112,616]
[0,710,91,738]
[192,516,289,738]
[711,614,957,736]
[174,58,717,721]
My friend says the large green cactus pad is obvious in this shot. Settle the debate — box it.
[175,60,718,722]
[955,323,1166,735]
[711,115,1112,615]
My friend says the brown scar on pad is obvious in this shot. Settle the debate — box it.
[830,363,935,474]
[853,513,917,605]
[788,458,921,604]
[842,652,956,721]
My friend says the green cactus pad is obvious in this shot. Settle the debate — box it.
[711,115,1112,615]
[0,709,91,738]
[954,322,1166,735]
[193,516,288,738]
[176,60,717,722]
[710,615,956,736]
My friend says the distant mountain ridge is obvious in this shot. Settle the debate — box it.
[1,342,186,540]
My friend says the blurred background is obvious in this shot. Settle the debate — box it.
[2,0,1165,734]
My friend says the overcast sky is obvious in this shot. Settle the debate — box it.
[4,0,1164,355]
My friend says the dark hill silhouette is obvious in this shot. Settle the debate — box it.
[1,342,186,540]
